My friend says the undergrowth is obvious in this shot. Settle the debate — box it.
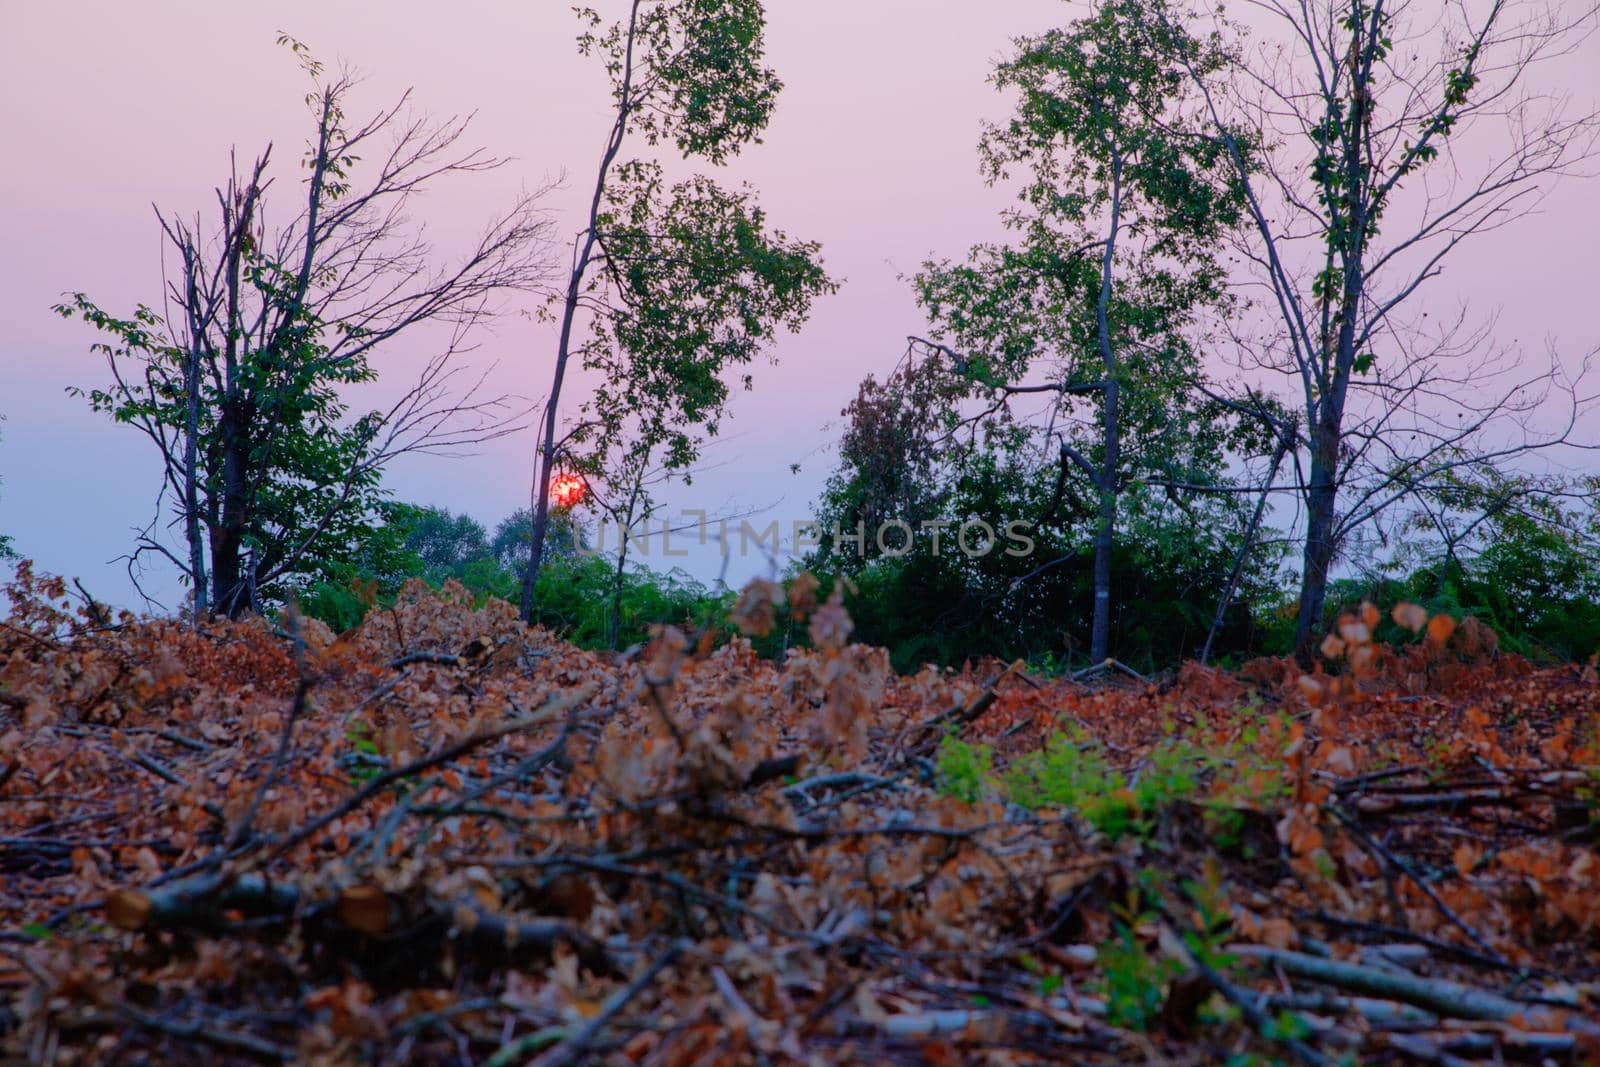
[936,712,1292,844]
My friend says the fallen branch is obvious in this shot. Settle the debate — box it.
[1428,1029,1576,1056]
[108,873,615,973]
[1382,1032,1476,1066]
[1073,657,1149,684]
[388,651,474,670]
[1233,947,1596,1034]
[1264,992,1436,1029]
[1159,922,1333,1067]
[900,663,1019,758]
[439,899,617,976]
[1349,789,1528,816]
[119,1002,293,1062]
[1302,911,1525,974]
[107,872,301,932]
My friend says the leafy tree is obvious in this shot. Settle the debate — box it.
[55,39,554,615]
[399,506,491,582]
[910,0,1259,664]
[529,554,721,650]
[297,500,434,630]
[1166,0,1600,662]
[520,0,835,620]
[814,346,961,559]
[812,353,1284,672]
[813,426,1282,673]
[491,508,585,578]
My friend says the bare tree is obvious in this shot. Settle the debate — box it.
[1167,0,1600,661]
[58,40,557,615]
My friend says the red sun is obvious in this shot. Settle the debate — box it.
[549,472,586,509]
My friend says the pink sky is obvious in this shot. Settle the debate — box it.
[2,0,1597,608]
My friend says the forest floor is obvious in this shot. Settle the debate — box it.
[3,562,1600,1065]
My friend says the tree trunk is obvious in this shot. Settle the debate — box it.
[609,551,627,650]
[210,406,252,617]
[1087,154,1124,667]
[183,345,207,618]
[1291,37,1374,665]
[210,528,242,617]
[1293,421,1341,665]
[1089,380,1118,664]
[520,388,566,620]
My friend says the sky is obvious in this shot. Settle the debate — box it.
[1,0,1598,611]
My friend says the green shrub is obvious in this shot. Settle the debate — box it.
[935,735,995,804]
[938,714,1291,848]
[809,488,1283,674]
[1098,918,1175,1031]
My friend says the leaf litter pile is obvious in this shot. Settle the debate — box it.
[4,564,1600,1065]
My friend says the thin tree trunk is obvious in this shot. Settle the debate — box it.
[184,342,207,618]
[172,232,210,621]
[1291,20,1374,664]
[520,0,644,623]
[1088,154,1124,665]
[210,174,258,619]
[609,545,628,650]
[1090,382,1118,664]
[520,242,594,620]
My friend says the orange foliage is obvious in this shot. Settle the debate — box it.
[2,565,1598,1063]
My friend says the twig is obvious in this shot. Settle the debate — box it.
[264,683,595,864]
[118,1003,293,1061]
[388,651,471,670]
[1330,807,1508,966]
[479,1026,568,1067]
[1073,657,1149,683]
[899,663,1017,758]
[226,672,314,852]
[711,965,764,1032]
[745,753,802,789]
[516,938,687,1067]
[0,619,64,651]
[1332,765,1430,793]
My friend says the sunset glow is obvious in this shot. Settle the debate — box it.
[549,471,586,509]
